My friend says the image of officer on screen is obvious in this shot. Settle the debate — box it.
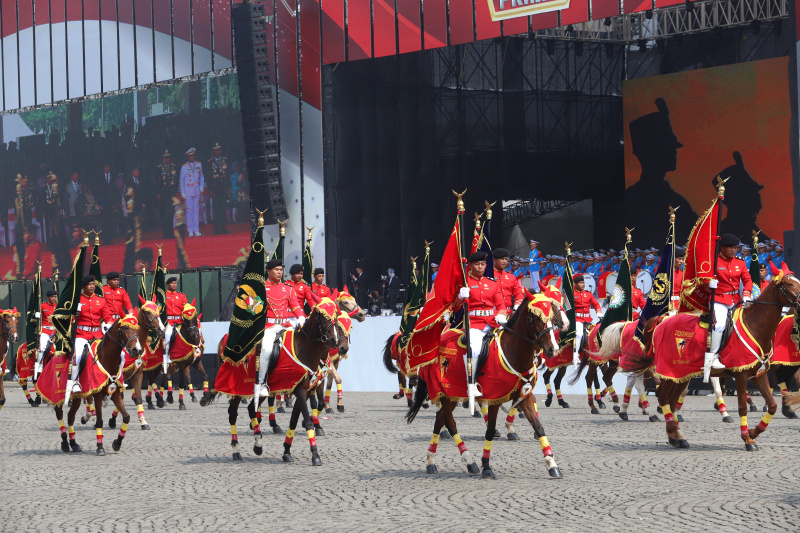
[714,151,767,240]
[625,97,698,245]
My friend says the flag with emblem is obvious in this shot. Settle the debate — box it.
[151,249,167,325]
[749,246,761,298]
[90,240,104,297]
[399,246,430,350]
[406,217,465,373]
[596,246,632,342]
[302,231,313,285]
[24,267,42,360]
[222,226,267,364]
[635,223,675,342]
[51,245,87,354]
[560,256,576,349]
[680,196,720,313]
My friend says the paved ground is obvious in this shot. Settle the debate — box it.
[1,385,799,532]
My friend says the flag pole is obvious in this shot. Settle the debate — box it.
[667,207,678,313]
[453,189,477,415]
[704,177,728,381]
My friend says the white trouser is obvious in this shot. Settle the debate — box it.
[575,321,587,350]
[72,338,92,380]
[258,325,286,385]
[164,324,175,359]
[38,333,52,363]
[530,271,540,290]
[709,302,731,353]
[186,194,200,234]
[465,326,491,382]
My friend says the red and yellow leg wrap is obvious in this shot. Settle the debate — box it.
[230,425,238,443]
[718,399,728,414]
[533,401,539,416]
[506,407,517,424]
[404,387,412,400]
[608,386,617,400]
[481,404,489,423]
[168,380,173,392]
[146,385,153,397]
[594,389,601,401]
[112,407,119,417]
[256,408,262,419]
[137,404,145,420]
[160,387,165,395]
[483,440,493,459]
[268,405,276,422]
[23,387,32,400]
[68,426,75,440]
[188,384,194,394]
[59,420,66,435]
[284,428,295,446]
[307,429,317,447]
[95,427,102,444]
[203,381,209,393]
[780,382,789,403]
[119,422,128,439]
[623,388,632,404]
[757,412,773,432]
[556,388,563,401]
[250,417,261,434]
[661,404,674,423]
[311,408,320,425]
[676,399,684,412]
[179,388,184,400]
[746,392,752,401]
[337,383,343,398]
[428,433,440,454]
[586,387,593,401]
[740,416,749,436]
[453,433,468,455]
[324,388,332,404]
[538,436,553,457]
[546,383,552,395]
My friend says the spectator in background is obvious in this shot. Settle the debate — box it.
[66,171,82,218]
[385,268,400,309]
[97,163,117,242]
[431,263,439,281]
[349,266,368,308]
[21,227,41,279]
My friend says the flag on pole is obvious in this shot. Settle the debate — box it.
[679,197,720,313]
[597,246,632,341]
[24,267,42,360]
[302,229,313,285]
[559,253,576,350]
[635,220,675,342]
[89,237,104,297]
[52,243,87,355]
[399,245,430,351]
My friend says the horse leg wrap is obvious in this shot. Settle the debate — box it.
[118,422,128,440]
[112,408,119,418]
[780,382,789,402]
[662,404,674,423]
[23,386,32,400]
[311,409,320,426]
[306,429,317,448]
[505,408,517,430]
[251,417,261,435]
[168,381,173,392]
[608,386,618,401]
[538,436,553,457]
[137,404,145,421]
[740,415,749,436]
[546,383,552,395]
[757,412,773,432]
[676,398,685,412]
[452,433,471,463]
[337,383,343,398]
[188,384,194,394]
[268,405,276,425]
[556,389,563,401]
[404,388,412,401]
[59,420,67,436]
[324,389,332,404]
[622,389,631,408]
[594,389,602,401]
[483,440,493,460]
[96,427,102,445]
[586,388,593,402]
[427,434,439,464]
[534,402,539,416]
[481,404,489,423]
[285,428,295,446]
[230,425,239,446]
[146,385,152,398]
[203,381,209,394]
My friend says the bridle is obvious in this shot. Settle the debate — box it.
[0,316,17,340]
[745,277,800,313]
[500,309,556,351]
[141,310,162,336]
[180,317,202,345]
[104,323,141,355]
[299,311,339,348]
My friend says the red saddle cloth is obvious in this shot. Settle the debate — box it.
[215,334,257,398]
[37,342,114,406]
[420,328,537,406]
[585,325,605,364]
[772,315,800,366]
[543,329,573,370]
[618,321,648,372]
[653,309,768,382]
[267,329,322,395]
[15,344,36,382]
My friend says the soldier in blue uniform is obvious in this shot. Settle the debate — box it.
[757,243,770,266]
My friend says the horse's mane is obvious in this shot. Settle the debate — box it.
[504,301,526,329]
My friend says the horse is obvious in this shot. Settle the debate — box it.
[104,302,165,430]
[318,292,366,413]
[406,293,563,479]
[313,314,352,428]
[382,332,427,409]
[15,328,43,407]
[627,273,800,450]
[38,314,142,455]
[0,309,20,413]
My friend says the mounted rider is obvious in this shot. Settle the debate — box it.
[34,289,58,377]
[102,271,133,321]
[704,233,753,375]
[492,248,524,315]
[164,276,188,366]
[573,274,602,364]
[284,263,321,313]
[452,250,506,398]
[66,275,114,395]
[310,267,339,300]
[254,258,306,398]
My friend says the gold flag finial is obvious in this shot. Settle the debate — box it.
[715,175,730,199]
[411,256,418,271]
[668,205,679,224]
[452,189,467,213]
[625,226,634,244]
[565,241,572,256]
[484,200,496,220]
[424,239,432,255]
[54,269,59,283]
[156,244,163,256]
[255,207,267,227]
[752,229,761,247]
[306,226,314,241]
[82,229,89,247]
[92,230,101,246]
[37,262,42,273]
[473,212,482,229]
[278,219,287,237]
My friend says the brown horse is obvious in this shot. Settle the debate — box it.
[628,274,800,450]
[0,310,21,413]
[45,316,142,455]
[318,294,365,413]
[311,318,351,433]
[406,295,563,479]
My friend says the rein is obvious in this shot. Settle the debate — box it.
[299,313,338,346]
[499,312,554,350]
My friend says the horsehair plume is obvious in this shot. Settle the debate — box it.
[382,334,399,374]
[567,350,590,386]
[595,322,626,361]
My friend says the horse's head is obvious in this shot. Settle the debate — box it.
[180,301,202,346]
[541,286,569,333]
[521,293,559,358]
[118,313,143,357]
[138,298,165,338]
[336,291,366,322]
[774,270,800,312]
[303,298,340,349]
[335,314,353,356]
[1,308,20,344]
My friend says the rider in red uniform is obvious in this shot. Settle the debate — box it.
[492,248,524,315]
[671,248,685,313]
[310,267,339,300]
[630,273,646,320]
[255,259,306,398]
[67,276,114,395]
[452,251,506,399]
[34,289,58,377]
[102,271,133,320]
[285,264,321,315]
[573,274,602,364]
[164,276,188,367]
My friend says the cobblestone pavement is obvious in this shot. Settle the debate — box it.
[1,385,799,532]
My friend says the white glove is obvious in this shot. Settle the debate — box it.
[709,279,719,289]
[459,287,470,300]
[496,314,507,326]
[101,322,111,334]
[742,296,752,303]
[297,316,307,327]
[77,303,84,312]
[35,312,41,318]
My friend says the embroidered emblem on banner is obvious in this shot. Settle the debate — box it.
[487,0,571,22]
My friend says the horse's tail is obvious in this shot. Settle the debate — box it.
[217,334,228,359]
[567,350,590,385]
[382,333,398,374]
[596,322,626,361]
[405,377,428,424]
[623,317,659,374]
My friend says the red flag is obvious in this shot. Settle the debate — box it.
[679,197,719,313]
[470,222,482,254]
[406,216,465,373]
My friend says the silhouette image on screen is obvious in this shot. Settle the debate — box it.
[714,151,767,240]
[625,98,698,245]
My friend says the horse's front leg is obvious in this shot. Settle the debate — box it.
[129,369,149,430]
[586,366,599,414]
[228,397,242,460]
[248,398,263,456]
[111,389,132,453]
[518,394,562,478]
[266,396,282,433]
[443,400,479,474]
[55,404,70,452]
[309,388,324,436]
[480,404,503,479]
[424,406,446,474]
[293,386,322,466]
[177,363,187,410]
[66,395,82,453]
[324,370,335,413]
[656,381,687,448]
[746,369,778,449]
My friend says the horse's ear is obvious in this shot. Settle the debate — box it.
[197,313,203,321]
[138,295,147,305]
[190,297,196,307]
[12,307,17,314]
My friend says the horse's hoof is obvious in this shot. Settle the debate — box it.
[232,452,242,461]
[507,432,519,441]
[422,403,429,409]
[61,441,70,453]
[179,403,187,411]
[649,415,660,422]
[462,401,469,409]
[745,443,759,452]
[392,393,403,400]
[668,437,680,448]
[147,402,154,410]
[559,400,570,409]
[763,405,768,412]
[253,445,263,456]
[472,411,482,418]
[312,455,322,466]
[676,414,684,423]
[337,405,345,413]
[591,408,599,415]
[494,429,501,438]
[678,440,690,448]
[241,398,248,404]
[439,429,450,439]
[325,408,334,414]
[199,399,208,407]
[70,441,81,453]
[156,399,165,409]
[112,439,121,452]
[108,418,116,429]
[426,464,438,474]
[657,406,663,414]
[277,407,286,414]
[96,447,105,456]
[597,400,606,409]
[28,398,38,407]
[783,404,798,419]
[141,424,150,430]
[545,393,553,407]
[315,427,325,437]
[407,400,413,408]
[749,404,758,413]
[722,416,733,423]
[467,462,480,474]
[166,393,174,404]
[273,425,283,434]
[618,412,629,421]
[548,466,563,478]
[191,395,198,403]
[518,411,526,419]
[282,453,294,463]
[80,416,89,425]
[481,468,496,479]
[613,405,620,413]
[35,396,42,405]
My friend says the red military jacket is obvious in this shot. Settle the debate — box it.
[631,286,646,320]
[714,255,752,306]
[310,282,339,300]
[672,268,684,303]
[265,280,304,325]
[284,279,321,310]
[76,293,114,340]
[41,301,56,335]
[494,269,524,313]
[103,285,133,319]
[166,290,189,326]
[759,278,770,292]
[452,273,504,330]
[574,290,601,323]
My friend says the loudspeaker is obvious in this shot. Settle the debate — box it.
[233,1,286,225]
